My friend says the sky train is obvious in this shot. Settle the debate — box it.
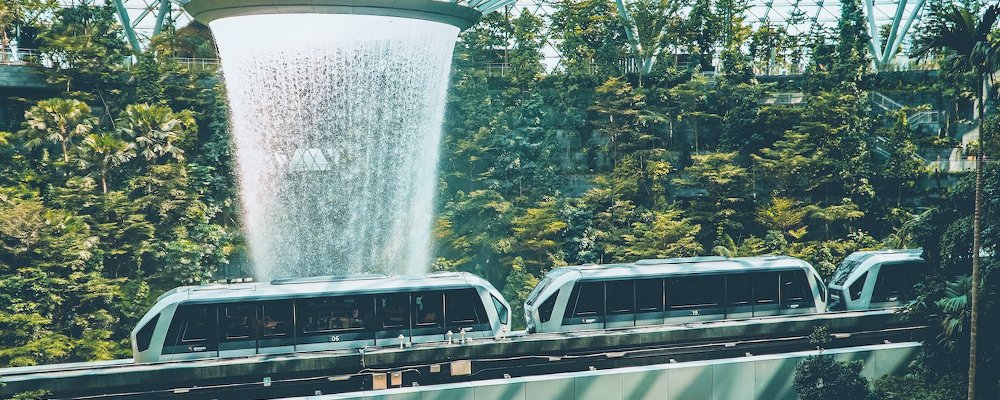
[130,272,510,363]
[131,251,924,363]
[827,249,925,311]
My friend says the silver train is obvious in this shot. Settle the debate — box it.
[827,249,925,311]
[130,272,510,363]
[523,256,828,333]
[131,251,923,362]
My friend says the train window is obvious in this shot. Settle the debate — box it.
[635,279,663,312]
[572,282,604,317]
[164,304,217,347]
[526,277,554,306]
[726,274,753,306]
[135,314,159,352]
[849,272,868,300]
[754,273,780,304]
[491,294,508,325]
[445,289,483,325]
[300,296,371,333]
[261,301,293,338]
[538,291,559,323]
[379,294,408,329]
[221,304,257,341]
[780,270,812,307]
[873,263,909,301]
[606,281,634,315]
[667,275,723,309]
[413,292,443,327]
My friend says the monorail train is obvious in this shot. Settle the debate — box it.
[522,256,828,333]
[826,249,925,311]
[130,272,510,363]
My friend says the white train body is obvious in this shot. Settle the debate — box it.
[130,272,510,363]
[523,256,828,333]
[826,249,925,311]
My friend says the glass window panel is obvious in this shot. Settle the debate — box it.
[635,279,664,312]
[667,275,723,309]
[413,292,443,327]
[179,305,216,343]
[261,301,293,338]
[539,291,559,323]
[850,272,868,300]
[754,273,779,304]
[446,289,482,325]
[781,270,812,304]
[574,282,604,317]
[727,274,753,306]
[221,304,256,341]
[379,294,408,329]
[606,281,634,315]
[300,296,370,333]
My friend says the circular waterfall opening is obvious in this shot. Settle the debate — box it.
[211,14,459,280]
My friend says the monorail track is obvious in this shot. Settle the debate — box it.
[0,310,923,400]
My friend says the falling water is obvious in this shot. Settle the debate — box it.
[211,14,459,280]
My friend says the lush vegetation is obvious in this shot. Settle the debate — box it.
[1,0,998,398]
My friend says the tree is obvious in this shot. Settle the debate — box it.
[77,133,134,194]
[20,98,97,164]
[0,0,56,55]
[912,6,1000,398]
[37,4,129,97]
[118,103,195,163]
[793,356,871,400]
[621,208,702,260]
[757,197,809,240]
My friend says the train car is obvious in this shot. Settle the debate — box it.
[826,249,925,311]
[130,272,510,363]
[523,256,827,333]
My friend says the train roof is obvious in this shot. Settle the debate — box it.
[561,255,816,280]
[157,272,485,304]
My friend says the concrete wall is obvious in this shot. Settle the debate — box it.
[301,342,920,400]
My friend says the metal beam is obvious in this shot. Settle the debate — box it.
[882,0,927,66]
[112,0,143,52]
[864,0,884,64]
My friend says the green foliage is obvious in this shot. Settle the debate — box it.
[793,356,871,400]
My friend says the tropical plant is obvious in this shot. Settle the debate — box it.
[912,6,1000,398]
[76,132,134,193]
[118,103,195,162]
[20,98,97,163]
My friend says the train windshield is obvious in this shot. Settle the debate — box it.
[831,259,863,286]
[526,277,553,306]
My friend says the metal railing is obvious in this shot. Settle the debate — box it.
[173,57,219,71]
[0,48,51,67]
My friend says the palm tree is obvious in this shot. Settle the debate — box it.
[77,133,134,193]
[912,5,1000,400]
[118,103,195,162]
[20,98,98,163]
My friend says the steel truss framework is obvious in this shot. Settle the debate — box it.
[56,0,928,71]
[512,0,930,72]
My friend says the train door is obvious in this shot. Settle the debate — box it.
[634,279,665,326]
[725,274,754,319]
[665,275,725,323]
[752,272,781,317]
[219,303,257,357]
[160,304,219,361]
[257,300,294,355]
[779,270,815,315]
[605,280,636,329]
[411,292,446,344]
[561,281,605,331]
[296,296,375,351]
[376,293,410,346]
[444,289,490,339]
